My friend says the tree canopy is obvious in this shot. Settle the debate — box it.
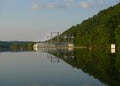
[61,3,120,49]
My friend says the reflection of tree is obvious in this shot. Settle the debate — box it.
[48,48,120,86]
[71,49,120,86]
[115,52,120,73]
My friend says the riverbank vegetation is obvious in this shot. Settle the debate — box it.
[0,41,34,51]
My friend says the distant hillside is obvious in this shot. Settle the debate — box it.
[61,3,120,49]
[0,41,34,51]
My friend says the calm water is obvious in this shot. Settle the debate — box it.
[0,48,119,86]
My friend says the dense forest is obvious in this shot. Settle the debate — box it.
[60,3,120,49]
[0,41,34,51]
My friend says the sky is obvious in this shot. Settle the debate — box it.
[0,0,119,41]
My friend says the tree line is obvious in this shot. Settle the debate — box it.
[60,3,120,49]
[0,41,34,51]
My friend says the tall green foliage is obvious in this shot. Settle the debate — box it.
[61,3,120,49]
[115,25,120,49]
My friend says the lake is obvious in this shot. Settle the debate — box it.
[0,48,120,86]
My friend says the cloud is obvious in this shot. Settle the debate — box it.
[65,0,77,2]
[32,0,107,10]
[31,0,77,10]
[47,3,68,9]
[80,2,89,8]
[47,3,56,9]
[80,0,106,8]
[32,3,40,10]
[32,3,72,10]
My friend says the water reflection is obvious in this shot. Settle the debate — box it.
[1,48,105,86]
[0,48,33,53]
[35,47,120,86]
[0,48,120,86]
[47,52,60,63]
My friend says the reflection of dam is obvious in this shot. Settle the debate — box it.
[33,46,75,63]
[33,42,74,49]
[33,45,74,53]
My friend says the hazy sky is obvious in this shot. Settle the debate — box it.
[0,0,119,41]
